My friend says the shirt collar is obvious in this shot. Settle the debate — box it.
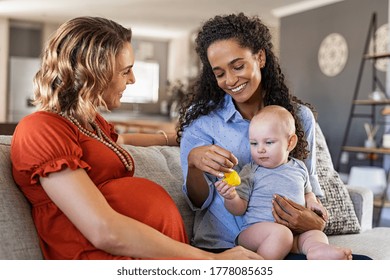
[221,94,243,123]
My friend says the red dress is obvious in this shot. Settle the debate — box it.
[11,111,188,259]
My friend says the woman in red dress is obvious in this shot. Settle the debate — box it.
[10,16,260,260]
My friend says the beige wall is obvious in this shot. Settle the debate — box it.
[41,22,60,47]
[0,18,9,122]
[168,34,191,82]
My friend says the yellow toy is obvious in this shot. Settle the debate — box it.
[223,170,241,187]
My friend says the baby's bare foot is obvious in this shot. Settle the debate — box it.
[306,243,352,260]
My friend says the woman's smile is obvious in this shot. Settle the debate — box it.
[230,82,247,93]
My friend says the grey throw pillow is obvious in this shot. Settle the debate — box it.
[315,125,361,235]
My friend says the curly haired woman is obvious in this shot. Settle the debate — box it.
[178,13,328,258]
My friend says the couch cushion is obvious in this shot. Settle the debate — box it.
[0,136,43,259]
[329,227,390,260]
[0,135,192,259]
[122,145,194,241]
[315,125,361,235]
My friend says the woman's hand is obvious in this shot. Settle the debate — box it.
[185,145,238,207]
[213,246,263,260]
[188,145,238,178]
[272,194,326,234]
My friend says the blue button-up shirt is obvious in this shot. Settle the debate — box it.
[180,94,321,249]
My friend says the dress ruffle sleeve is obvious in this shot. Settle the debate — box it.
[11,112,91,186]
[31,155,91,185]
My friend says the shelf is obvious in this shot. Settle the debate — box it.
[342,146,390,154]
[353,99,390,105]
[364,52,390,59]
[338,14,390,227]
[374,198,390,208]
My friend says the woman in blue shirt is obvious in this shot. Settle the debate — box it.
[177,13,327,255]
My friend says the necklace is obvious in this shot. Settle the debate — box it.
[59,112,133,172]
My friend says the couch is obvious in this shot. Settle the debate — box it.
[1,124,390,260]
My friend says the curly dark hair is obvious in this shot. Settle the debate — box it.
[177,13,316,160]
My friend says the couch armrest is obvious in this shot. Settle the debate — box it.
[346,185,373,232]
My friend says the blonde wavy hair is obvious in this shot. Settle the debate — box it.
[33,16,132,124]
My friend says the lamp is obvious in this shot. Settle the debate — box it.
[347,166,387,196]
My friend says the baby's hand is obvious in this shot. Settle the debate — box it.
[215,180,238,200]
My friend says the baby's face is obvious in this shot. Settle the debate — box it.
[249,119,291,169]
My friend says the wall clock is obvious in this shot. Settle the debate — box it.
[369,23,389,72]
[318,33,348,77]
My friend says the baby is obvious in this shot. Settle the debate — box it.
[216,105,352,260]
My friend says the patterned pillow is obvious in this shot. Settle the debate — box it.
[315,124,361,235]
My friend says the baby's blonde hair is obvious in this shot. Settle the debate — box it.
[251,105,296,137]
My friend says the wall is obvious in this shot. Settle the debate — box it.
[279,0,388,170]
[2,20,177,121]
[7,21,42,122]
[9,21,42,57]
[0,18,9,122]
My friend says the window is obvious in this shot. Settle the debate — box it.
[120,61,159,103]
